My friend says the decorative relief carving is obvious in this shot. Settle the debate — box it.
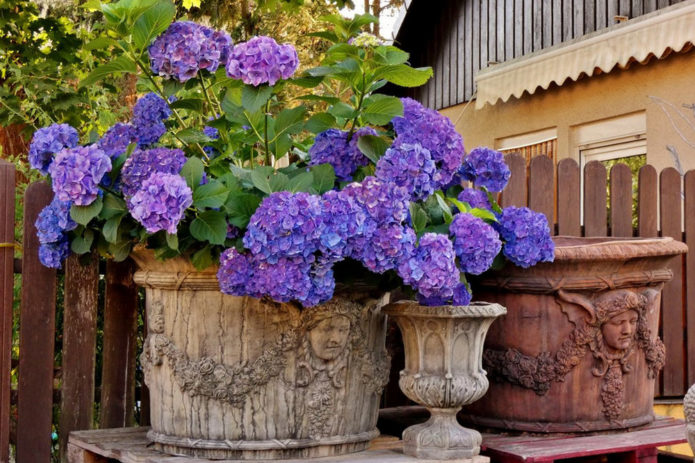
[683,383,695,452]
[483,288,666,422]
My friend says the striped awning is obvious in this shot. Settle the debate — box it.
[475,1,695,108]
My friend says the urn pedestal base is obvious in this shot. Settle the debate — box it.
[402,409,481,460]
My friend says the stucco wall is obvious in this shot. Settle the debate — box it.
[440,48,695,174]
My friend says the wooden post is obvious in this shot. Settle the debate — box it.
[528,155,555,227]
[583,161,608,237]
[16,182,56,463]
[0,161,15,463]
[684,171,695,386]
[501,153,527,208]
[556,158,581,236]
[638,165,658,238]
[60,253,99,462]
[100,259,138,429]
[609,163,633,237]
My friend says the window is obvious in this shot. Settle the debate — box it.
[496,127,557,164]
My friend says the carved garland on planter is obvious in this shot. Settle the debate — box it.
[483,288,666,422]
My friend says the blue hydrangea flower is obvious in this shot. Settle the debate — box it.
[376,142,437,201]
[358,223,416,274]
[341,176,409,225]
[247,255,333,306]
[36,197,77,244]
[149,21,232,82]
[28,124,79,175]
[133,93,172,146]
[308,127,376,182]
[97,123,136,159]
[48,145,111,206]
[243,191,324,262]
[453,283,472,306]
[127,173,192,234]
[496,206,555,268]
[392,98,464,188]
[449,212,501,275]
[38,238,70,269]
[120,147,186,197]
[218,248,252,296]
[460,147,511,192]
[305,259,336,307]
[320,189,369,260]
[203,124,220,157]
[226,36,299,86]
[398,233,459,305]
[458,188,491,210]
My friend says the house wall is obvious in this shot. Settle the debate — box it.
[440,49,695,173]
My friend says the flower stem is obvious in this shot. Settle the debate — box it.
[347,71,367,142]
[264,99,271,167]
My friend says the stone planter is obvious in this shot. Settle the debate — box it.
[384,301,506,460]
[464,236,687,433]
[132,251,391,460]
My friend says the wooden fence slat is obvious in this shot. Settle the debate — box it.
[684,171,695,386]
[610,163,633,237]
[100,259,138,429]
[638,165,658,238]
[556,158,580,236]
[59,253,99,461]
[501,153,527,207]
[660,167,685,396]
[16,182,56,463]
[0,161,15,463]
[583,161,607,237]
[528,155,555,226]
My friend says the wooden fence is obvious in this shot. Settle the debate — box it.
[0,153,694,462]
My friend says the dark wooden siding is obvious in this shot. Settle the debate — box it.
[394,0,685,109]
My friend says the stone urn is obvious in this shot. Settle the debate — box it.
[464,236,687,433]
[384,300,506,460]
[684,383,695,454]
[132,250,391,460]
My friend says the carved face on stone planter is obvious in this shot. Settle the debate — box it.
[307,314,351,361]
[601,309,638,354]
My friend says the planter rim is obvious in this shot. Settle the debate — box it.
[384,300,507,318]
[552,236,687,262]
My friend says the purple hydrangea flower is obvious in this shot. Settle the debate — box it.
[149,21,232,82]
[203,125,220,157]
[460,147,511,193]
[308,127,376,182]
[247,255,334,306]
[453,283,472,306]
[496,206,555,268]
[359,223,416,274]
[320,189,369,260]
[48,145,111,206]
[392,98,464,188]
[36,197,77,244]
[133,93,172,146]
[242,191,324,262]
[449,212,501,275]
[120,147,186,197]
[127,173,192,234]
[458,188,491,209]
[97,123,137,159]
[217,248,252,295]
[28,124,79,175]
[226,36,299,86]
[341,176,409,225]
[38,238,70,269]
[398,233,459,305]
[376,142,437,201]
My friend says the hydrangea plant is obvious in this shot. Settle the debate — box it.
[28,0,554,307]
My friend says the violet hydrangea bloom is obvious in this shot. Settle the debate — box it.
[320,189,369,260]
[449,212,501,275]
[460,147,511,192]
[38,238,70,269]
[376,142,437,201]
[359,223,416,274]
[308,127,376,181]
[218,248,252,296]
[398,233,459,305]
[149,21,232,82]
[120,147,186,197]
[28,123,79,175]
[341,176,409,225]
[97,123,137,159]
[36,197,77,244]
[127,173,192,234]
[247,255,333,306]
[226,36,299,86]
[391,98,464,188]
[496,206,555,268]
[132,93,172,146]
[458,188,491,210]
[48,145,111,206]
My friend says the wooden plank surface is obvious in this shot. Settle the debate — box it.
[16,181,56,463]
[638,165,658,237]
[60,253,99,461]
[610,163,633,237]
[660,167,685,396]
[583,160,607,237]
[0,161,14,463]
[501,153,527,207]
[528,155,555,226]
[100,259,139,429]
[557,158,581,236]
[523,0,533,54]
[685,170,695,386]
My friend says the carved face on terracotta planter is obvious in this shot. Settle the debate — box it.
[601,309,638,354]
[307,314,351,361]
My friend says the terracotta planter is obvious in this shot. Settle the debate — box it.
[384,301,506,459]
[132,251,391,460]
[464,236,687,433]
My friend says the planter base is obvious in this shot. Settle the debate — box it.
[463,412,655,434]
[402,409,481,460]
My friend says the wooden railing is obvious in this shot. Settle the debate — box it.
[1,153,694,461]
